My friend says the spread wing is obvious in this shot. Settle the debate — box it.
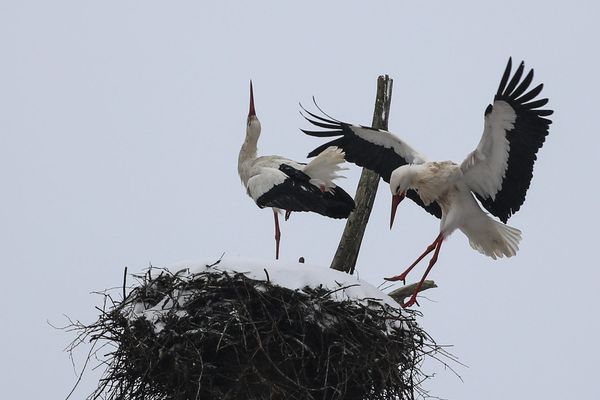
[460,58,553,223]
[301,106,442,218]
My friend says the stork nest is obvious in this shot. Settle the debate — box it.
[67,261,443,400]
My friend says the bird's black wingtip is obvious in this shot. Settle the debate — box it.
[484,104,493,116]
[497,58,513,96]
[495,59,552,120]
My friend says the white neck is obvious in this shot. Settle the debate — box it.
[239,133,258,163]
[238,117,261,183]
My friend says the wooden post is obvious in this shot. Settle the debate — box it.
[330,75,393,273]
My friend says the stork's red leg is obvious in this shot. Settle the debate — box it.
[402,235,444,308]
[273,209,281,260]
[385,233,444,283]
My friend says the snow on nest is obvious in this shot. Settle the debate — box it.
[171,256,399,308]
[127,256,402,333]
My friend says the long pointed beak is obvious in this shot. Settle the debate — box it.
[390,192,405,229]
[249,80,256,117]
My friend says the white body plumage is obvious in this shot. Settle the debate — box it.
[390,162,521,260]
[238,82,354,259]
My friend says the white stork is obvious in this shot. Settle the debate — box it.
[238,82,355,259]
[301,58,552,307]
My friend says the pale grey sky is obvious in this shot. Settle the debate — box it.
[1,1,598,399]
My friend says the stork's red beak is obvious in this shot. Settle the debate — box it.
[390,192,405,229]
[249,80,256,117]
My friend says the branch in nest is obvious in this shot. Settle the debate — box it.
[388,280,438,305]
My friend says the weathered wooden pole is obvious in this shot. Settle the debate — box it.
[330,75,393,274]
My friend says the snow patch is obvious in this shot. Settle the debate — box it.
[171,256,399,307]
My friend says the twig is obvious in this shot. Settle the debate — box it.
[122,266,128,301]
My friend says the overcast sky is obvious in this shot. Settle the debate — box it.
[1,1,599,399]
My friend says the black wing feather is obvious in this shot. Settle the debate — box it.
[510,69,534,99]
[503,61,525,95]
[496,57,513,97]
[515,83,543,103]
[523,98,549,109]
[256,164,355,219]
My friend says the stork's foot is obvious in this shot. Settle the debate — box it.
[384,272,408,283]
[402,294,419,308]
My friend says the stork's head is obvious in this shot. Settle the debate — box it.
[247,81,261,139]
[389,165,416,229]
